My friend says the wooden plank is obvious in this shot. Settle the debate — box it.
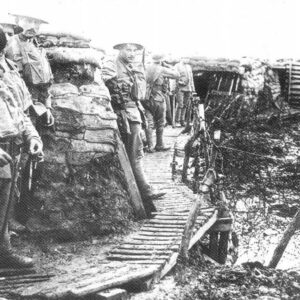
[189,210,218,249]
[70,266,159,297]
[124,240,180,246]
[160,252,179,279]
[123,260,165,265]
[118,244,179,251]
[132,236,181,241]
[142,224,184,229]
[116,134,146,219]
[153,215,207,221]
[137,232,180,238]
[107,255,170,261]
[140,227,183,233]
[110,249,173,256]
[147,219,205,225]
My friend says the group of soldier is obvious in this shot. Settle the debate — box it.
[0,13,196,269]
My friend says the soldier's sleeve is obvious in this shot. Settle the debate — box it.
[22,111,42,144]
[161,66,180,80]
[19,75,34,111]
[101,58,117,82]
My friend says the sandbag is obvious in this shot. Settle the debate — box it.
[49,82,79,98]
[46,47,104,68]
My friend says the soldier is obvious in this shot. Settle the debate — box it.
[0,28,43,268]
[5,13,54,127]
[144,54,179,152]
[175,58,195,127]
[102,42,165,216]
[0,15,23,40]
[0,20,31,233]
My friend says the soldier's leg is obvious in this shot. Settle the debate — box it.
[8,154,26,232]
[155,101,170,151]
[180,92,189,126]
[164,94,172,125]
[175,91,184,124]
[182,92,193,133]
[144,109,155,153]
[0,178,33,268]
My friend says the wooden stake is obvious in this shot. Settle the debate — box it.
[218,231,229,264]
[179,169,217,262]
[268,209,300,268]
[209,232,219,261]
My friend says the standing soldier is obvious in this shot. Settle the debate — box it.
[144,54,179,152]
[102,42,165,216]
[175,58,195,127]
[0,15,23,40]
[0,19,31,233]
[5,13,54,127]
[0,28,43,268]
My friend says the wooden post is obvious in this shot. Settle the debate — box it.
[268,209,300,268]
[179,169,217,262]
[116,134,146,219]
[218,231,229,264]
[209,232,219,261]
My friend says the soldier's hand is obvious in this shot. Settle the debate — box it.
[45,109,54,126]
[29,139,43,157]
[0,148,12,167]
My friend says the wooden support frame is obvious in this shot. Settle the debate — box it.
[116,134,146,219]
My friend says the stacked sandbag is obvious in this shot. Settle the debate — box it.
[190,57,241,73]
[47,47,104,68]
[26,32,135,240]
[36,29,91,48]
[240,58,266,95]
[46,82,118,166]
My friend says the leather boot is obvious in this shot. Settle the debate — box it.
[0,248,34,268]
[145,128,155,153]
[155,127,170,152]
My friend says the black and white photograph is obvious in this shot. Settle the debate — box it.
[0,0,300,299]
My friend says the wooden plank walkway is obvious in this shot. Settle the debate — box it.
[8,127,218,299]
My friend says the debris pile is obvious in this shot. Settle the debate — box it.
[175,260,300,300]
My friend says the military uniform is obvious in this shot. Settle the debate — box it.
[145,62,179,151]
[0,51,42,267]
[103,55,155,204]
[175,61,195,126]
[5,34,52,112]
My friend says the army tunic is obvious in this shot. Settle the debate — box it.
[0,57,40,179]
